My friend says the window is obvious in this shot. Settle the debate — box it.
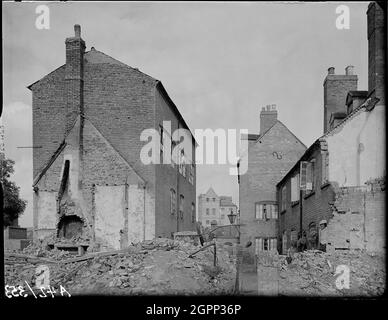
[206,208,209,215]
[255,203,278,220]
[306,159,315,192]
[170,189,176,215]
[206,198,209,202]
[321,152,329,185]
[221,214,225,219]
[291,174,300,202]
[212,208,216,215]
[206,220,210,225]
[281,185,287,211]
[213,198,216,202]
[179,195,184,220]
[255,237,278,253]
[191,203,195,223]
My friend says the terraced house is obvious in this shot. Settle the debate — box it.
[28,25,196,250]
[238,105,306,257]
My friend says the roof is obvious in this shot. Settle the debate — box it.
[238,120,307,161]
[204,187,218,198]
[220,196,237,207]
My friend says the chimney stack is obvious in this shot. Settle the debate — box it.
[323,66,358,133]
[260,104,278,134]
[345,65,354,75]
[65,24,85,133]
[367,2,385,106]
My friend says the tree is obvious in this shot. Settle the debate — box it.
[1,158,27,227]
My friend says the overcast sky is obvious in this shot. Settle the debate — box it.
[2,1,369,227]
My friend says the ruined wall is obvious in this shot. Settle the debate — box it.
[327,179,385,253]
[326,106,385,187]
[34,191,57,240]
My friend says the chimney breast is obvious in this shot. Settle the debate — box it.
[74,24,81,38]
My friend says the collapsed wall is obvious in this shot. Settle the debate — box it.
[327,178,385,253]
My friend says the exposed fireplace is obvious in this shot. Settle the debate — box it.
[57,215,83,239]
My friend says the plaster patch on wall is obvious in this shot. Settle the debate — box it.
[35,191,57,239]
[95,185,125,250]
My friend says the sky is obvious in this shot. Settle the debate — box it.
[2,1,369,227]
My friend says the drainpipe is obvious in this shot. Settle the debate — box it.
[299,189,303,236]
[143,182,147,241]
[363,192,366,250]
[176,122,180,233]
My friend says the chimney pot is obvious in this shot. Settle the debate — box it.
[328,67,335,75]
[74,24,81,38]
[345,65,354,75]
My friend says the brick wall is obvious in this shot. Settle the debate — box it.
[154,86,196,237]
[31,66,67,178]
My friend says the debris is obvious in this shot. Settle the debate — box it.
[5,237,237,295]
[278,250,385,296]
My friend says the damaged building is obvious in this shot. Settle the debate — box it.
[28,25,196,250]
[277,2,385,254]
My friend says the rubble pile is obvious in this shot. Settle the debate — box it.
[278,250,385,296]
[5,238,237,295]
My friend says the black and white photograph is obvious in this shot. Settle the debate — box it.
[1,0,386,308]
